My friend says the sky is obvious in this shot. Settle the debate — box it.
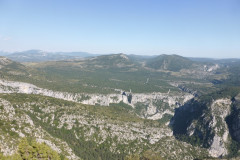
[0,0,240,58]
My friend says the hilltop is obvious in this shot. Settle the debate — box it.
[145,54,195,71]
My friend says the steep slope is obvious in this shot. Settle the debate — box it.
[227,94,240,141]
[171,87,240,158]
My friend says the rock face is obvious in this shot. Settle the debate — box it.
[208,99,231,157]
[171,96,233,158]
[0,79,193,120]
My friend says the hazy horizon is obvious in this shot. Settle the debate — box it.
[1,0,240,58]
[1,49,240,59]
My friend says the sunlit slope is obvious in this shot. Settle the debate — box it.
[0,93,208,160]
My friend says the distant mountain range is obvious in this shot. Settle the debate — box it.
[0,50,99,62]
[1,50,240,64]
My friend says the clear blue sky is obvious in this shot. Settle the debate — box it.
[0,0,240,58]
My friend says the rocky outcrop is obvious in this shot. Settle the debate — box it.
[0,57,12,66]
[208,99,231,157]
[0,79,194,120]
[203,64,220,72]
[171,96,233,158]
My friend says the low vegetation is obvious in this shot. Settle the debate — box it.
[0,138,64,160]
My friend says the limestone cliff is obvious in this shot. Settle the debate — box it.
[171,92,240,158]
[0,79,193,120]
